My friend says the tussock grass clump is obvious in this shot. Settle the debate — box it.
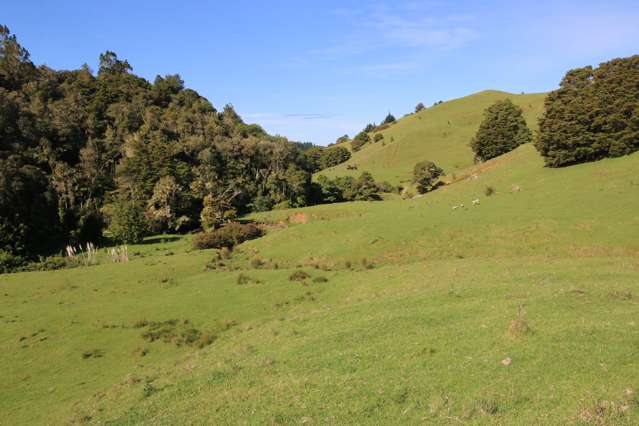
[137,319,216,349]
[220,246,233,259]
[193,223,263,250]
[133,347,149,357]
[81,349,104,359]
[608,290,633,300]
[474,398,499,416]
[249,257,265,269]
[507,305,532,339]
[578,392,637,424]
[236,273,261,285]
[142,380,157,398]
[484,185,496,196]
[361,258,375,269]
[313,276,328,283]
[289,270,310,281]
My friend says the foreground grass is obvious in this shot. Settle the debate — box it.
[2,144,639,423]
[6,257,637,424]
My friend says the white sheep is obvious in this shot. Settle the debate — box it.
[472,198,480,205]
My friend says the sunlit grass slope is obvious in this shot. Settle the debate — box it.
[320,90,547,185]
[2,146,638,424]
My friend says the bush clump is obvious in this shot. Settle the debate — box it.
[536,55,639,167]
[471,99,532,162]
[413,161,444,194]
[0,250,25,273]
[193,222,263,250]
[289,270,310,281]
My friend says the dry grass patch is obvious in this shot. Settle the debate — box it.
[507,305,532,339]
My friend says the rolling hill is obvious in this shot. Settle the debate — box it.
[2,89,639,424]
[320,90,547,186]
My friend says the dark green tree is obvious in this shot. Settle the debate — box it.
[318,146,351,169]
[535,55,639,166]
[104,198,147,243]
[351,131,370,152]
[383,113,396,124]
[415,102,425,113]
[470,99,532,162]
[412,161,444,194]
[335,134,349,145]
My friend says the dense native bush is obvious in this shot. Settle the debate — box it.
[192,222,263,250]
[351,131,370,152]
[470,99,532,162]
[0,250,23,273]
[0,25,320,260]
[412,161,444,194]
[317,146,351,170]
[104,199,148,244]
[535,55,639,167]
[315,171,382,203]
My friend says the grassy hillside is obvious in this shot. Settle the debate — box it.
[320,90,547,186]
[2,143,639,424]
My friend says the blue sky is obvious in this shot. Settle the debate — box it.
[5,0,639,145]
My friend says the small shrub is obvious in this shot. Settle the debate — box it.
[313,276,328,283]
[361,258,375,269]
[81,349,104,359]
[373,133,384,142]
[26,256,72,272]
[289,270,310,281]
[193,222,263,250]
[0,251,24,273]
[376,181,394,193]
[475,398,499,415]
[220,246,233,259]
[413,160,444,194]
[104,199,147,244]
[609,290,633,300]
[507,305,531,339]
[138,319,216,348]
[133,319,149,328]
[142,380,157,398]
[133,347,149,357]
[484,186,496,196]
[249,257,265,269]
[237,273,261,285]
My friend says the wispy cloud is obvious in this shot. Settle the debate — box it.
[531,8,639,57]
[303,3,478,77]
[244,112,336,126]
[364,10,477,49]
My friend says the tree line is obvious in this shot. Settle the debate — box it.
[470,54,639,167]
[0,25,366,265]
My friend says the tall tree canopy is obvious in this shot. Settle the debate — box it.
[470,99,532,162]
[0,25,342,260]
[535,55,639,167]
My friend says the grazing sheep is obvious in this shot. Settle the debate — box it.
[452,205,458,210]
[512,185,520,192]
[472,199,480,205]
